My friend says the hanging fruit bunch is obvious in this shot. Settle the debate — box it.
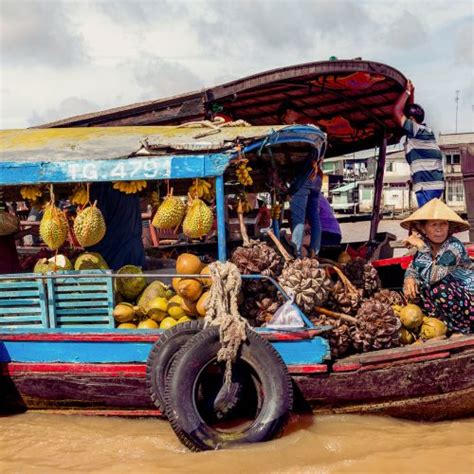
[152,188,186,230]
[233,193,253,213]
[271,202,282,220]
[188,179,215,202]
[151,190,161,209]
[70,184,88,207]
[20,185,43,203]
[182,194,214,239]
[39,186,69,250]
[113,181,147,194]
[235,159,253,186]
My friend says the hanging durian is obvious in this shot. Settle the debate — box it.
[73,202,106,247]
[182,196,213,239]
[39,187,69,250]
[152,188,186,230]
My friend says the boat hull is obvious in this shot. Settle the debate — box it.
[2,335,473,422]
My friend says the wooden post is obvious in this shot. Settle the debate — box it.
[368,134,387,254]
[215,175,227,261]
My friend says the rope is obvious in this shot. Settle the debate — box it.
[204,261,249,385]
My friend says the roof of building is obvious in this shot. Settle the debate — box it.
[438,132,474,146]
[331,181,359,193]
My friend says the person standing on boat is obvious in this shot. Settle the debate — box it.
[393,80,445,207]
[401,199,473,334]
[88,182,146,271]
[277,100,326,257]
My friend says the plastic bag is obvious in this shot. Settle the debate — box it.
[266,294,305,329]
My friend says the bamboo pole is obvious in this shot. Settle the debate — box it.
[314,306,358,324]
[266,229,293,263]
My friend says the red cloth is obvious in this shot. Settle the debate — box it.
[0,235,20,273]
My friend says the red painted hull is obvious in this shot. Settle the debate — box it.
[2,335,473,421]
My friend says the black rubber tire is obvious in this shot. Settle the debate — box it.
[146,319,204,411]
[164,326,293,451]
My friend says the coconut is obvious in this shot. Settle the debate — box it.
[138,319,159,329]
[117,322,137,329]
[146,297,169,322]
[168,295,187,319]
[399,304,424,329]
[420,317,447,339]
[180,297,197,317]
[160,317,177,330]
[34,254,72,273]
[115,265,147,301]
[400,327,416,345]
[177,279,203,302]
[137,280,168,313]
[200,265,212,287]
[113,303,135,323]
[176,253,203,275]
[196,291,209,317]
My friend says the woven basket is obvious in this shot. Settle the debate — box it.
[0,210,19,236]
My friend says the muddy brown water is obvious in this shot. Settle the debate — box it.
[0,413,472,473]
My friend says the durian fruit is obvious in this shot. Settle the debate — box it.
[152,190,186,230]
[74,252,109,270]
[73,203,106,247]
[182,197,213,239]
[372,289,405,307]
[115,265,147,302]
[342,257,381,298]
[278,258,333,313]
[311,313,352,359]
[40,202,69,250]
[34,254,73,273]
[351,299,401,352]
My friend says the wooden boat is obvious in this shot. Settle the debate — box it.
[1,60,472,450]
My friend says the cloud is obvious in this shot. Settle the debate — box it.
[454,22,473,65]
[0,0,86,66]
[384,11,427,49]
[28,97,101,127]
[131,56,204,100]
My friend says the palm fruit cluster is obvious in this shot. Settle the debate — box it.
[73,204,106,247]
[236,160,253,186]
[351,299,401,352]
[342,257,381,298]
[70,185,88,207]
[188,179,215,202]
[372,289,405,307]
[278,258,332,313]
[40,202,69,250]
[113,181,147,194]
[115,254,212,330]
[394,303,447,344]
[231,241,283,325]
[20,185,42,202]
[329,280,361,315]
[152,194,186,230]
[311,313,352,358]
[182,198,213,239]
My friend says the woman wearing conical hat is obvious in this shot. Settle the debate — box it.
[401,199,473,334]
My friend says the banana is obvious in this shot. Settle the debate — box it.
[188,179,215,202]
[113,181,147,194]
[271,203,282,220]
[70,185,88,206]
[236,162,253,186]
[20,185,42,202]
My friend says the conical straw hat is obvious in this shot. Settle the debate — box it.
[400,198,470,233]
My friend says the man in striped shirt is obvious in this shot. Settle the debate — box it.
[393,80,445,207]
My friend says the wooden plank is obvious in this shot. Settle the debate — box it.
[0,315,43,322]
[0,299,43,306]
[359,352,451,372]
[54,285,108,292]
[105,273,115,328]
[288,364,328,374]
[0,307,42,315]
[2,362,146,376]
[54,293,110,300]
[55,300,109,308]
[0,282,41,290]
[55,308,110,316]
[37,278,49,328]
[47,276,57,329]
[55,316,112,323]
[0,290,39,298]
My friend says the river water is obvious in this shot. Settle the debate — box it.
[1,413,472,473]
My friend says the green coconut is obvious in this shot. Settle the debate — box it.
[74,252,109,271]
[137,280,168,313]
[115,265,147,301]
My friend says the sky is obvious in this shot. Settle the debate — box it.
[0,0,472,135]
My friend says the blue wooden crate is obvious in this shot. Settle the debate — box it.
[46,270,115,328]
[0,276,49,328]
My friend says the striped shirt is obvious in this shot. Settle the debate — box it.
[403,119,444,193]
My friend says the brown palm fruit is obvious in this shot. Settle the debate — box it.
[351,299,401,352]
[255,297,280,326]
[372,289,405,306]
[278,258,332,313]
[329,280,361,315]
[231,241,283,277]
[311,314,352,359]
[343,258,381,297]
